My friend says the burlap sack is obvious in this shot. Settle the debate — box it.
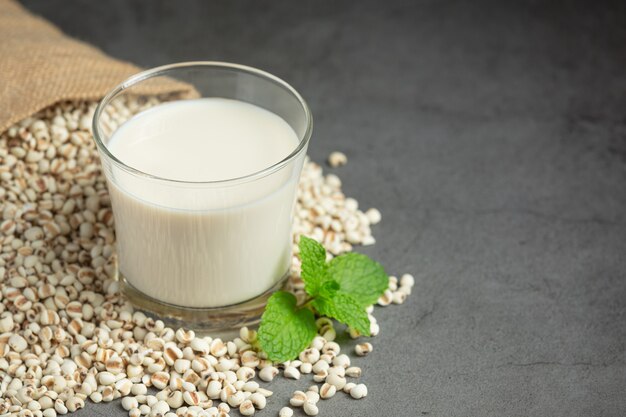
[0,0,189,134]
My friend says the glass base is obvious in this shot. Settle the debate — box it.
[119,272,289,333]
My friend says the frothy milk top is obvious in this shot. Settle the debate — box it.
[108,98,299,182]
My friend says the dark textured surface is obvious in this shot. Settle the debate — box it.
[18,1,626,416]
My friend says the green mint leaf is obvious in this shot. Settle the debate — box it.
[312,293,371,336]
[318,280,340,299]
[328,252,388,307]
[299,236,329,296]
[257,291,317,362]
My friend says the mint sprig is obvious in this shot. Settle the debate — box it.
[257,236,389,361]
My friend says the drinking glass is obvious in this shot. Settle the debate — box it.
[92,62,312,330]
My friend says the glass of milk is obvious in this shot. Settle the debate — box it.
[92,62,312,330]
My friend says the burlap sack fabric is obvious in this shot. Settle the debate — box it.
[0,0,188,134]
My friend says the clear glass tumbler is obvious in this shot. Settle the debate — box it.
[92,62,312,330]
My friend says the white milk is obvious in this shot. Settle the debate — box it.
[106,98,301,308]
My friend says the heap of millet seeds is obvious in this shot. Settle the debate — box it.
[0,100,414,417]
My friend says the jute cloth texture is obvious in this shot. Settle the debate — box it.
[0,0,188,134]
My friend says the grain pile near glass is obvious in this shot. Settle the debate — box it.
[0,99,413,417]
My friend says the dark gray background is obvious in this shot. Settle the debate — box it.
[19,1,626,416]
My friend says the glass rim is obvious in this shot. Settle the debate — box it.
[92,61,313,185]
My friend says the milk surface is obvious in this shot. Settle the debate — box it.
[107,98,301,308]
